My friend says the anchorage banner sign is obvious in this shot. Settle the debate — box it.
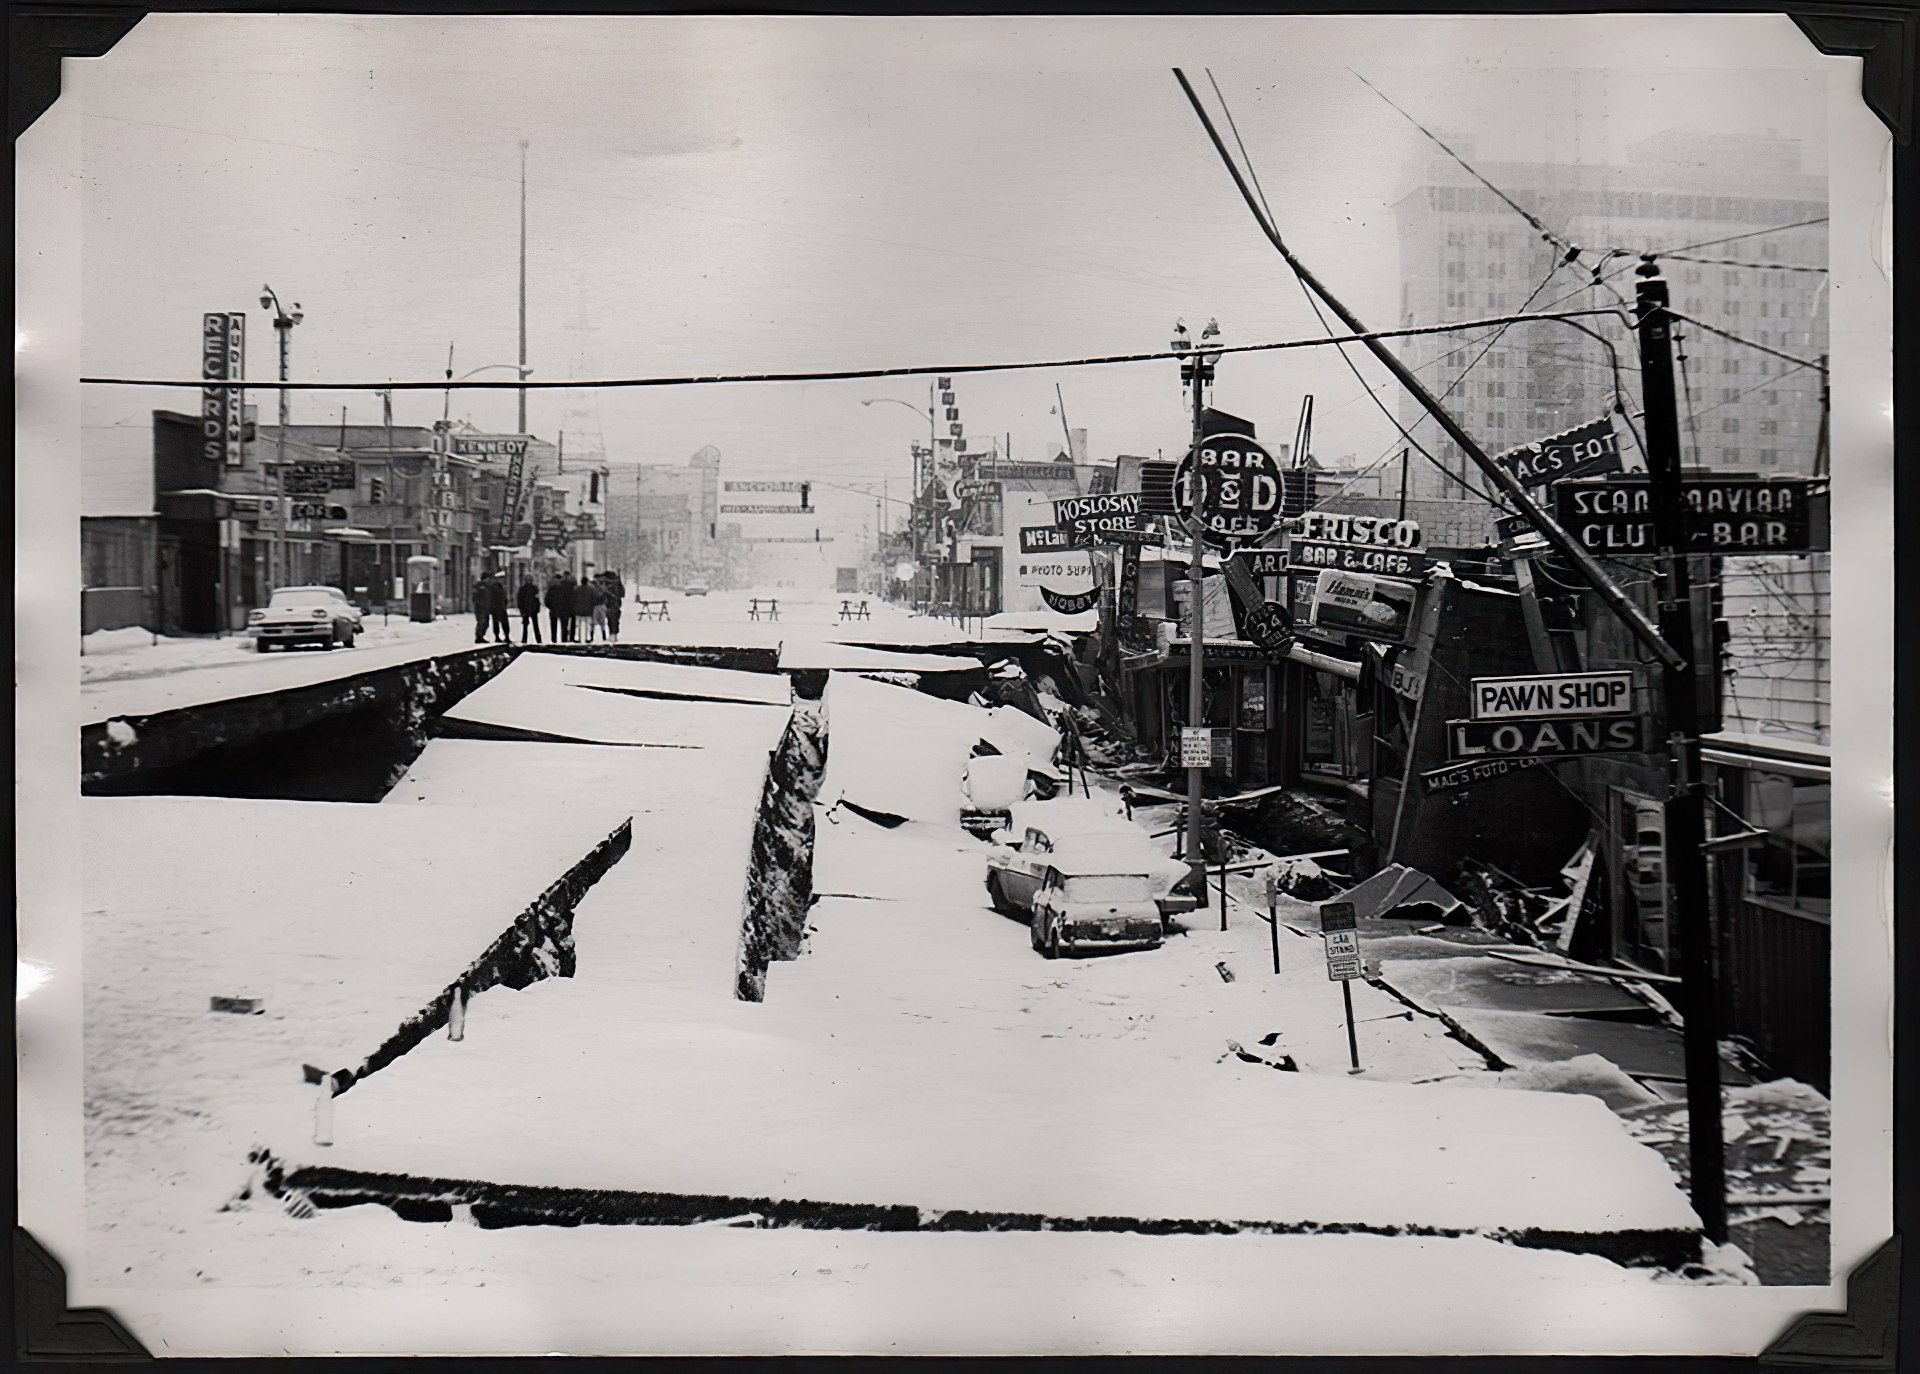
[201,312,246,468]
[1494,416,1623,487]
[724,481,807,492]
[1447,715,1646,762]
[720,503,806,514]
[1040,585,1102,615]
[1470,671,1635,721]
[1553,476,1816,553]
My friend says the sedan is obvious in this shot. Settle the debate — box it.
[249,586,363,651]
[1028,865,1166,959]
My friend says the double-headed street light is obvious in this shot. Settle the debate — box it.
[260,286,303,591]
[861,395,936,605]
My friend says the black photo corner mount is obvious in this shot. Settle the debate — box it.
[8,0,1912,1365]
[14,1228,151,1360]
[1760,1237,1901,1370]
[8,5,144,142]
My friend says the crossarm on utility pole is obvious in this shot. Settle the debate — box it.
[1171,68,1684,673]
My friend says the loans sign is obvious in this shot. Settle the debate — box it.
[1447,715,1645,762]
[1469,671,1635,721]
[1493,416,1623,488]
[1553,476,1816,554]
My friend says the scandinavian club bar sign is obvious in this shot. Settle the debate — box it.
[1553,476,1816,553]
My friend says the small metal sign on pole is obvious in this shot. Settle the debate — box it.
[1265,866,1282,975]
[1321,901,1363,1072]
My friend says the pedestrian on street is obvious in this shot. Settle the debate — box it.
[559,571,580,641]
[516,577,543,643]
[603,572,625,639]
[544,573,568,642]
[471,576,490,643]
[486,573,511,643]
[574,573,604,642]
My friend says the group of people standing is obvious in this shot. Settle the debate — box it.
[473,569,627,644]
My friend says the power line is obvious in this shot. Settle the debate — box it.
[1662,310,1829,373]
[79,305,1625,393]
[1656,217,1829,256]
[1656,253,1827,274]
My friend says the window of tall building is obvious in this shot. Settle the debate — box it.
[1760,448,1779,465]
[1446,260,1467,280]
[1485,412,1505,429]
[1759,419,1780,435]
[1721,388,1738,404]
[1759,301,1771,317]
[1725,447,1742,462]
[1723,270,1741,288]
[1723,358,1740,374]
[1766,391,1780,406]
[1725,300,1741,316]
[1489,380,1506,398]
[1722,417,1741,434]
[1447,231,1466,248]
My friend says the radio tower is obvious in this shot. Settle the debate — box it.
[557,284,609,470]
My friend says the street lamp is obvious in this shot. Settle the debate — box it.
[260,286,303,592]
[861,395,936,607]
[443,360,535,426]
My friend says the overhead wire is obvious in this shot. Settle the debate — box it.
[1204,69,1516,512]
[79,305,1625,393]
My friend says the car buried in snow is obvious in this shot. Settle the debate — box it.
[984,799,1191,954]
[248,586,363,651]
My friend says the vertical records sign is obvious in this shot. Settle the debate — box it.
[201,312,246,467]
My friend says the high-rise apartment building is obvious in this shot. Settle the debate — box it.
[1392,131,1827,499]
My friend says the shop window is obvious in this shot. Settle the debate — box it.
[1744,771,1830,918]
[1237,671,1269,730]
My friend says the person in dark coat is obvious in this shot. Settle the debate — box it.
[602,572,625,639]
[471,576,491,643]
[572,573,602,642]
[544,573,568,642]
[485,573,511,643]
[516,577,543,643]
[558,572,579,641]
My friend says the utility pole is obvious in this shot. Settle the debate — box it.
[1634,259,1726,1245]
[517,140,530,438]
[261,286,302,592]
[1178,328,1216,910]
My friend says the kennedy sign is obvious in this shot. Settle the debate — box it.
[1493,416,1624,488]
[201,312,246,467]
[451,435,531,460]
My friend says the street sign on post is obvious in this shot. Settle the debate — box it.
[1174,434,1287,543]
[1320,900,1364,1070]
[1179,727,1212,769]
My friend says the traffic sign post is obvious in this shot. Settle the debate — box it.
[1320,902,1363,1071]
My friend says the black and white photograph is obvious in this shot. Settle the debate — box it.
[15,10,1896,1357]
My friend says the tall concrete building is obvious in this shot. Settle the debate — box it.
[1392,131,1828,499]
[607,445,726,590]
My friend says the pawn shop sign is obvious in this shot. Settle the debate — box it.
[1174,433,1287,544]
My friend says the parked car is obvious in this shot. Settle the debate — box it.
[249,586,363,651]
[1026,861,1168,959]
[683,581,709,597]
[984,798,1191,932]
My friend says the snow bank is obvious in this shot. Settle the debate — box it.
[82,626,163,653]
[276,986,1698,1238]
[817,672,1060,825]
[442,654,785,746]
[810,811,986,903]
[779,642,981,673]
[521,650,792,705]
[983,609,1098,634]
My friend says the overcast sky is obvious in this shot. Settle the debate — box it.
[76,13,1829,497]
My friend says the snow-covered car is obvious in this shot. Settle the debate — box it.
[1026,861,1166,959]
[683,581,709,597]
[984,798,1191,926]
[249,586,363,651]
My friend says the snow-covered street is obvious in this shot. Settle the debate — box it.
[70,632,1773,1354]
